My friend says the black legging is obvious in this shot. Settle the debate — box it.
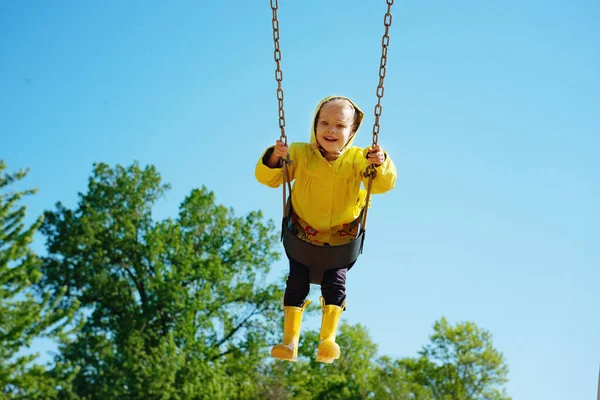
[283,258,354,308]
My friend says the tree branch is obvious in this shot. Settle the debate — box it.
[213,305,261,349]
[120,262,149,314]
[209,347,239,362]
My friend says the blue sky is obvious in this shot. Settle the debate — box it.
[2,1,599,398]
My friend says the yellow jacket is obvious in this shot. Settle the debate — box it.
[255,96,397,246]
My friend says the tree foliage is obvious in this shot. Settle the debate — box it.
[0,160,77,399]
[39,162,283,399]
[256,319,510,400]
[22,160,511,399]
[413,317,510,400]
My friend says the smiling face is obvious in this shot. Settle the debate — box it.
[314,99,357,160]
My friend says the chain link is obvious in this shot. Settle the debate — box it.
[271,0,287,144]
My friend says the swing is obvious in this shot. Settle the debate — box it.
[269,0,395,285]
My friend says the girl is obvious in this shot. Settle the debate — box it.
[255,96,397,363]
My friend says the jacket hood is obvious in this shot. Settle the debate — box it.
[310,96,365,156]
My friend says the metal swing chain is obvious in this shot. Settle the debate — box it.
[372,0,394,148]
[362,0,394,232]
[365,0,394,179]
[271,0,287,145]
[270,0,292,218]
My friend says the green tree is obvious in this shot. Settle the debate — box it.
[406,317,510,400]
[257,322,380,400]
[371,356,433,400]
[302,323,379,400]
[258,316,511,400]
[0,161,77,399]
[39,162,283,399]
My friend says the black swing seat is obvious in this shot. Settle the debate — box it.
[281,210,365,285]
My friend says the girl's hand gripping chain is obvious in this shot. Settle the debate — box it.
[267,140,289,168]
[273,140,289,158]
[366,145,385,167]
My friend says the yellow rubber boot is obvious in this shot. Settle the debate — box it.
[316,296,346,364]
[271,299,311,362]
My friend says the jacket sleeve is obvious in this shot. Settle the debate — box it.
[361,149,397,194]
[255,144,297,188]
